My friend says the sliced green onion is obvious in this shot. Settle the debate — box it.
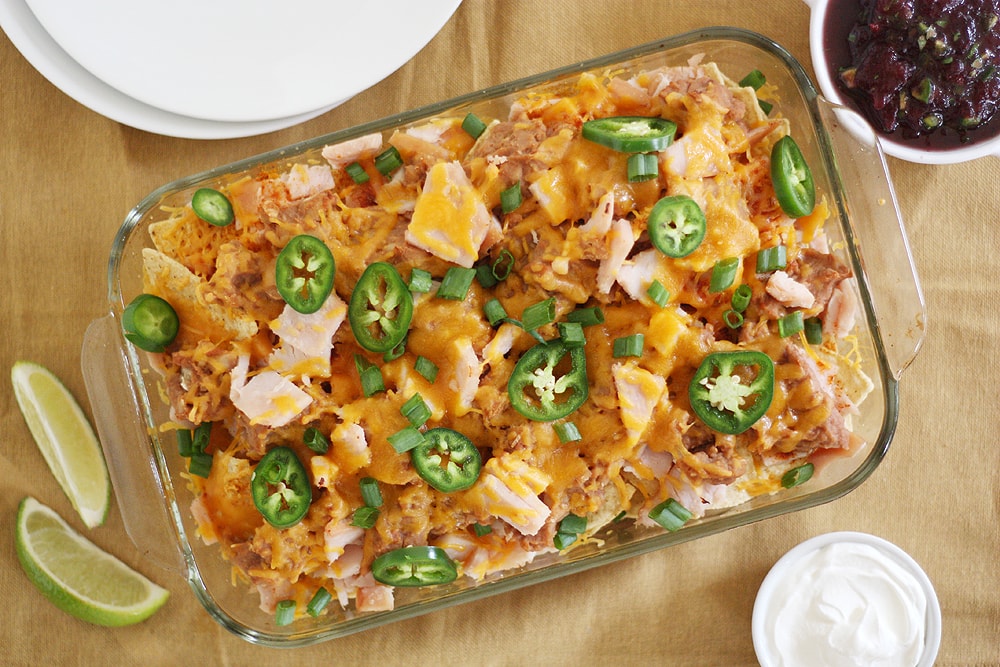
[359,477,383,507]
[188,452,213,478]
[559,513,587,535]
[554,512,587,549]
[177,429,194,457]
[304,426,330,454]
[778,311,804,338]
[414,356,439,383]
[723,309,744,329]
[648,498,692,532]
[352,505,380,529]
[553,532,578,550]
[627,153,658,182]
[566,306,605,327]
[359,366,385,396]
[354,355,386,397]
[345,161,369,184]
[500,182,523,213]
[306,587,333,617]
[492,250,514,281]
[521,298,556,331]
[462,112,488,139]
[400,393,432,428]
[275,599,297,626]
[731,283,752,312]
[388,426,426,454]
[646,280,670,307]
[374,146,403,176]
[557,321,586,349]
[709,257,739,293]
[437,266,477,300]
[193,421,212,452]
[475,262,498,289]
[781,462,815,488]
[473,523,492,537]
[554,421,582,443]
[756,245,787,273]
[179,424,210,462]
[613,333,645,358]
[804,316,824,345]
[408,268,433,293]
[738,70,772,113]
[739,69,767,89]
[483,298,508,327]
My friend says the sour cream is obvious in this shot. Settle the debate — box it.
[752,533,940,667]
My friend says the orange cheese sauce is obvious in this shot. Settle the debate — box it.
[145,59,867,620]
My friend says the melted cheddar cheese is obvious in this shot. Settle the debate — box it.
[145,57,871,621]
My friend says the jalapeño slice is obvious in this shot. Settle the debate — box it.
[508,340,589,422]
[371,546,458,587]
[121,293,180,353]
[251,446,312,529]
[581,116,677,153]
[191,188,234,227]
[348,262,414,353]
[275,234,336,314]
[688,350,774,435]
[411,427,482,493]
[770,135,815,218]
[647,195,707,258]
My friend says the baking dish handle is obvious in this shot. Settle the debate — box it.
[817,99,927,380]
[81,315,185,575]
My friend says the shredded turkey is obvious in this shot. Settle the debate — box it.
[138,57,872,626]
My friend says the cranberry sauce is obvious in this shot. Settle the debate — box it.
[823,0,1000,149]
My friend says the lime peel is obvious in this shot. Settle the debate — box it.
[11,361,110,528]
[15,497,169,627]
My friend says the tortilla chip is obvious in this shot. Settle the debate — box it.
[142,248,258,342]
[149,209,236,279]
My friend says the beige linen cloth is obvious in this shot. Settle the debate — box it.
[1,1,997,664]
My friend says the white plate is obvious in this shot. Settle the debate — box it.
[0,0,340,139]
[23,0,462,123]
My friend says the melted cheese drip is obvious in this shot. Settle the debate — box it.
[142,58,870,616]
[406,161,490,267]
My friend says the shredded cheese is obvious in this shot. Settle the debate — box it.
[141,58,872,619]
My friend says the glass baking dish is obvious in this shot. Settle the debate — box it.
[81,27,925,647]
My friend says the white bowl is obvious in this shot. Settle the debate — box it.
[804,0,1000,163]
[752,531,941,667]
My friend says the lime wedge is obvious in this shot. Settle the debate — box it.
[11,361,110,528]
[15,497,169,626]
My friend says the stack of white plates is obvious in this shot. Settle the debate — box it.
[1,0,462,139]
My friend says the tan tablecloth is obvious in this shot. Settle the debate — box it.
[2,1,997,664]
